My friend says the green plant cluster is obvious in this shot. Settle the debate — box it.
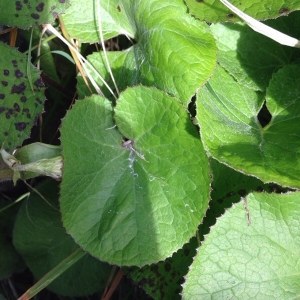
[1,0,300,299]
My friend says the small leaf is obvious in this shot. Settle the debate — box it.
[0,42,45,152]
[60,87,210,266]
[182,192,300,299]
[196,64,300,188]
[0,0,70,29]
[13,180,111,297]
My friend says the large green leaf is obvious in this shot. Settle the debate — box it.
[13,180,111,297]
[0,0,70,28]
[182,192,300,299]
[196,64,300,188]
[75,0,217,105]
[186,0,300,23]
[210,12,300,91]
[60,87,210,266]
[0,42,45,152]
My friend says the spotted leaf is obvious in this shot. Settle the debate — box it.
[0,42,45,152]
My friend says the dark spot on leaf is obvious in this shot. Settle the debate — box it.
[14,103,20,112]
[31,13,40,19]
[184,248,190,256]
[279,7,290,15]
[51,5,56,10]
[14,69,23,78]
[3,70,9,76]
[15,14,19,17]
[34,78,44,88]
[0,107,5,113]
[6,112,10,119]
[27,113,31,119]
[24,0,28,3]
[36,2,44,12]
[2,81,8,87]
[226,191,234,197]
[0,94,5,100]
[11,82,26,94]
[117,5,121,12]
[227,13,235,18]
[36,98,43,104]
[52,12,58,18]
[238,189,246,196]
[20,95,27,102]
[12,60,18,67]
[15,1,23,10]
[15,122,27,131]
[256,186,263,192]
[22,108,29,113]
[4,131,8,136]
[59,0,66,3]
[164,263,171,272]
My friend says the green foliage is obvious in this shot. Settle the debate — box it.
[1,0,300,299]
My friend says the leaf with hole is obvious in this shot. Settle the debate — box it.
[196,64,300,188]
[60,86,210,266]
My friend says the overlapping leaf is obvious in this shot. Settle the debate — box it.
[60,86,210,266]
[196,64,300,188]
[182,192,300,299]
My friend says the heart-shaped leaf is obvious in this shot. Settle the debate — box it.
[60,86,210,266]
